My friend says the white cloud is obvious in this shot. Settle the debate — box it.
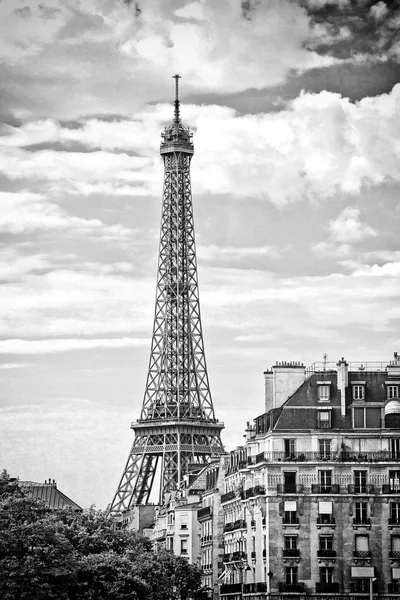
[197,244,279,263]
[329,207,377,243]
[0,191,132,237]
[369,1,389,20]
[3,84,399,204]
[0,337,148,354]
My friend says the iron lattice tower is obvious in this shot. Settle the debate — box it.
[109,76,224,513]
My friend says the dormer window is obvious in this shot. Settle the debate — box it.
[388,385,399,400]
[352,383,366,401]
[317,410,332,428]
[317,382,331,402]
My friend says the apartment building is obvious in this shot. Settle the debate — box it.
[220,354,400,599]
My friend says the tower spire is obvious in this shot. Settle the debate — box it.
[173,73,181,123]
[109,76,224,516]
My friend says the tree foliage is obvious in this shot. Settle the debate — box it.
[0,471,207,600]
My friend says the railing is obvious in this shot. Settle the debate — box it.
[317,549,336,558]
[353,518,371,526]
[353,550,371,558]
[221,491,236,504]
[198,506,212,519]
[282,516,300,525]
[283,548,300,557]
[223,553,231,563]
[315,582,340,593]
[278,582,305,593]
[224,523,234,532]
[277,484,305,494]
[201,534,212,542]
[233,519,247,531]
[389,550,400,559]
[389,518,400,525]
[312,484,341,494]
[306,360,389,374]
[317,516,335,525]
[251,551,256,559]
[232,550,246,561]
[388,582,400,593]
[382,484,400,494]
[220,583,242,594]
[241,485,266,499]
[247,451,400,463]
[243,582,268,593]
[348,484,375,494]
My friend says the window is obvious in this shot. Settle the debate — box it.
[391,536,400,558]
[390,471,400,492]
[391,439,400,460]
[319,535,333,551]
[391,502,400,524]
[319,439,331,459]
[285,535,297,550]
[284,472,297,494]
[180,514,188,530]
[284,500,298,524]
[320,567,334,584]
[318,501,333,524]
[355,535,369,557]
[285,566,298,585]
[355,502,368,524]
[318,384,331,402]
[354,407,381,428]
[354,471,367,493]
[180,538,188,554]
[317,410,331,428]
[167,513,174,525]
[319,470,332,493]
[388,386,399,399]
[284,439,296,458]
[353,385,365,400]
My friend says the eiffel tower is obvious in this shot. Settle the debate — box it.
[109,76,224,514]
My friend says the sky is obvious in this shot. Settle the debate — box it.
[0,0,400,509]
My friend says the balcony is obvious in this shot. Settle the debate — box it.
[351,581,377,593]
[240,485,266,500]
[389,550,400,559]
[198,505,212,520]
[316,582,340,593]
[223,553,232,563]
[383,484,400,494]
[278,582,305,593]
[224,523,234,532]
[243,582,268,594]
[251,551,256,559]
[220,583,242,595]
[232,551,246,562]
[282,516,300,526]
[277,484,305,494]
[250,450,400,463]
[353,550,372,559]
[389,582,400,593]
[317,549,336,558]
[317,516,335,527]
[221,491,236,504]
[233,519,247,531]
[348,484,375,494]
[311,484,340,494]
[353,518,371,529]
[389,518,400,527]
[283,548,300,557]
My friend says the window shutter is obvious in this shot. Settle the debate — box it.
[319,501,332,514]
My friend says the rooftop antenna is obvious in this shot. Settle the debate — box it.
[323,353,327,371]
[173,73,181,123]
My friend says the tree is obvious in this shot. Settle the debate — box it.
[0,472,206,600]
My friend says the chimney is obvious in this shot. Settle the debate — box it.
[387,352,400,377]
[336,357,348,417]
[264,361,306,412]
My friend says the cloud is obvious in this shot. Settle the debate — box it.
[0,191,132,237]
[0,337,148,354]
[370,1,389,21]
[329,207,377,243]
[197,244,280,264]
[0,0,343,120]
[2,84,400,204]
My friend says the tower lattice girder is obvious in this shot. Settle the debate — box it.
[109,76,224,514]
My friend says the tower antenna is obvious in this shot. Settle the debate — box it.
[173,73,181,123]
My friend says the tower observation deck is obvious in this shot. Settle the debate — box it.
[109,76,224,514]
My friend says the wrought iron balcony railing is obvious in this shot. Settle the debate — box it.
[243,582,268,593]
[389,582,400,593]
[221,491,236,504]
[315,582,340,593]
[389,518,400,525]
[282,516,300,525]
[283,548,300,557]
[240,485,266,500]
[317,516,335,526]
[311,484,340,494]
[389,550,400,559]
[353,550,371,558]
[220,583,242,594]
[277,484,305,494]
[353,518,371,526]
[317,549,336,558]
[247,450,400,463]
[198,505,212,519]
[348,484,375,494]
[231,550,246,562]
[278,582,305,593]
[382,484,400,494]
